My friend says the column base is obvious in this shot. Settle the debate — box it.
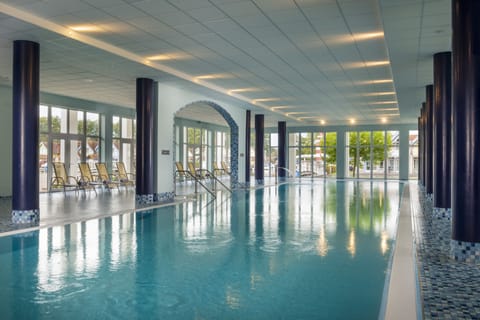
[432,207,452,220]
[451,240,480,264]
[419,192,433,212]
[12,209,39,224]
[135,192,175,205]
[425,193,433,202]
[255,179,264,186]
[233,182,250,189]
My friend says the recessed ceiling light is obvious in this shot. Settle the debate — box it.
[320,120,325,125]
[286,112,308,115]
[365,60,389,67]
[370,101,398,105]
[381,118,387,123]
[195,73,231,80]
[344,60,389,69]
[228,88,258,94]
[372,79,393,84]
[146,54,171,61]
[364,91,396,96]
[350,119,356,124]
[374,108,398,111]
[326,31,383,45]
[357,79,393,85]
[69,25,102,32]
[353,32,384,41]
[252,98,280,103]
[146,53,188,61]
[297,116,321,120]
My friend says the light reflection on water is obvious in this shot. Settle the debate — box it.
[0,180,403,319]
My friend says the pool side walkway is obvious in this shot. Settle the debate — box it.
[0,175,244,236]
[385,184,418,320]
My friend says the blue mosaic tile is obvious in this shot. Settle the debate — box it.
[135,192,174,205]
[412,185,480,319]
[183,101,239,190]
[451,240,480,264]
[433,207,452,220]
[12,209,39,224]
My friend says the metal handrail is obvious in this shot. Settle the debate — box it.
[275,166,295,184]
[197,169,232,193]
[175,169,216,198]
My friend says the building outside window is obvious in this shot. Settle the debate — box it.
[112,116,136,173]
[38,105,101,192]
[345,130,398,179]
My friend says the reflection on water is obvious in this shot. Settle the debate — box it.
[0,181,403,320]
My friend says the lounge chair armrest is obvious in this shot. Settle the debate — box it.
[78,176,91,183]
[67,175,78,184]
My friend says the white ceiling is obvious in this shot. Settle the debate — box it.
[0,0,451,127]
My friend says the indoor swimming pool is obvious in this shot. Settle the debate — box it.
[0,181,403,319]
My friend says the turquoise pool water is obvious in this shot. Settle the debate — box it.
[0,181,402,319]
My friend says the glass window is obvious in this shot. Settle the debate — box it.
[86,137,100,164]
[112,139,120,163]
[346,132,358,178]
[122,143,132,173]
[358,131,371,179]
[51,107,68,134]
[121,118,133,139]
[69,110,84,134]
[325,132,337,178]
[86,112,99,136]
[40,105,49,133]
[313,132,324,177]
[372,131,385,179]
[409,130,419,179]
[387,131,399,179]
[39,134,48,192]
[112,116,120,138]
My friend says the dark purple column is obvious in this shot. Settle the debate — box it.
[278,121,286,180]
[245,110,251,185]
[425,85,434,196]
[254,114,264,184]
[433,52,452,211]
[451,0,480,258]
[12,40,40,224]
[135,78,156,203]
[421,103,426,187]
[418,116,421,182]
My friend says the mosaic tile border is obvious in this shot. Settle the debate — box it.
[235,182,250,189]
[12,209,39,224]
[184,101,239,189]
[412,184,480,319]
[451,240,480,264]
[135,192,175,205]
[432,207,452,220]
[425,192,433,202]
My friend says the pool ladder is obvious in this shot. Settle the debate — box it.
[176,168,231,199]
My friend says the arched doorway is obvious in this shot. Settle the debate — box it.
[175,101,239,188]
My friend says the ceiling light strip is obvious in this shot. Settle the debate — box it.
[0,3,297,120]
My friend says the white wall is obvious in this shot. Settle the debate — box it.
[156,83,247,195]
[0,86,12,196]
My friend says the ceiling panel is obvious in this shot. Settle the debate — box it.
[0,0,451,126]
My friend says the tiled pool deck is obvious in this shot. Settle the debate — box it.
[411,184,480,319]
